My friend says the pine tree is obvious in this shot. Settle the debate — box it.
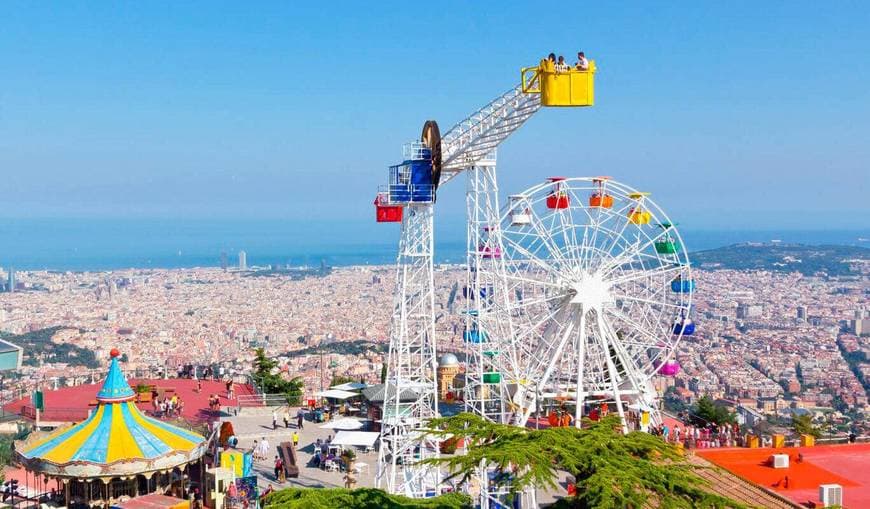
[422,413,745,509]
[792,413,821,438]
[691,396,735,426]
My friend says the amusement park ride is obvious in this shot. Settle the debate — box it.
[373,57,696,505]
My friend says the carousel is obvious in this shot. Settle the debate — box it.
[16,349,207,507]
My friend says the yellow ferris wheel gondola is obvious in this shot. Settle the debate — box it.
[627,192,652,225]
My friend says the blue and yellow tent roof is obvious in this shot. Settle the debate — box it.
[20,351,205,468]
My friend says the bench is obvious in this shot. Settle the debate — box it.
[277,442,299,478]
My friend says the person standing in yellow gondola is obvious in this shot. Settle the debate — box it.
[575,51,589,71]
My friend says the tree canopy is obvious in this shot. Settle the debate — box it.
[422,413,744,509]
[263,487,470,509]
[791,413,822,439]
[690,396,736,426]
[252,348,304,405]
[330,375,357,387]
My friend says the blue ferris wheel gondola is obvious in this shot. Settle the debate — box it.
[671,276,696,294]
[673,318,695,336]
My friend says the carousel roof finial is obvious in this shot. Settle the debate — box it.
[96,348,135,403]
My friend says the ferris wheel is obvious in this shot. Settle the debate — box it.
[478,176,695,430]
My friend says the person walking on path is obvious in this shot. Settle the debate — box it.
[283,407,291,428]
[273,456,283,481]
[260,437,270,460]
[272,410,278,430]
[292,431,299,448]
[296,408,305,429]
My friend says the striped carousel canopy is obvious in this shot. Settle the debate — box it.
[19,350,205,476]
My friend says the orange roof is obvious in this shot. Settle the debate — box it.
[698,443,870,508]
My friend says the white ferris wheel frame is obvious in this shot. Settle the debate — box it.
[477,177,693,430]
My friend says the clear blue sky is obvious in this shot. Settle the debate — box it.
[2,1,869,236]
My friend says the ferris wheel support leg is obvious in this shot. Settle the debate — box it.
[517,311,578,426]
[573,312,587,427]
[596,311,629,434]
[464,162,507,424]
[601,316,662,428]
[377,203,441,497]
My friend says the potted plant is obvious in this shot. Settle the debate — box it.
[340,448,357,472]
[340,448,358,488]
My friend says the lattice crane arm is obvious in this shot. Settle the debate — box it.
[437,85,542,187]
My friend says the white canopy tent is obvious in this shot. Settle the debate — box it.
[319,418,365,430]
[331,431,380,448]
[314,389,359,400]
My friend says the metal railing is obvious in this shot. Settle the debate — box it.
[236,393,290,409]
[403,141,431,160]
[20,404,90,422]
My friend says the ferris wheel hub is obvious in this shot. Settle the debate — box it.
[568,272,613,309]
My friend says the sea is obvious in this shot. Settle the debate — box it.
[0,218,868,272]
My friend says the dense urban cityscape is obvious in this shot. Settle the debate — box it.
[2,248,868,438]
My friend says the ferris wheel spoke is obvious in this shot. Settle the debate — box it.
[509,297,570,348]
[555,211,582,272]
[600,226,672,279]
[598,198,636,261]
[566,186,599,274]
[612,293,686,312]
[609,263,685,287]
[559,187,590,270]
[498,269,562,291]
[493,290,568,316]
[501,232,565,281]
[525,201,573,273]
[584,199,618,273]
[523,306,579,393]
[599,313,657,392]
[605,306,670,348]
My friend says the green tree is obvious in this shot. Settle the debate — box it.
[330,375,356,387]
[380,362,387,384]
[284,376,304,406]
[263,487,470,509]
[792,413,821,439]
[422,413,744,509]
[690,396,735,426]
[252,348,305,405]
[254,348,279,379]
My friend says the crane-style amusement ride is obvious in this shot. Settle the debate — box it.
[372,56,696,505]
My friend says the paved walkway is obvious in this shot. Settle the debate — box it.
[221,408,571,504]
[221,409,377,490]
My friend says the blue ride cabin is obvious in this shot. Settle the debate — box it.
[388,143,435,204]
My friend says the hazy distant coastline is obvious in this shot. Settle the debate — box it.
[1,218,868,272]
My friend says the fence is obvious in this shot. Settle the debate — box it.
[20,404,90,422]
[236,393,290,409]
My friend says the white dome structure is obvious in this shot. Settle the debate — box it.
[438,352,460,368]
